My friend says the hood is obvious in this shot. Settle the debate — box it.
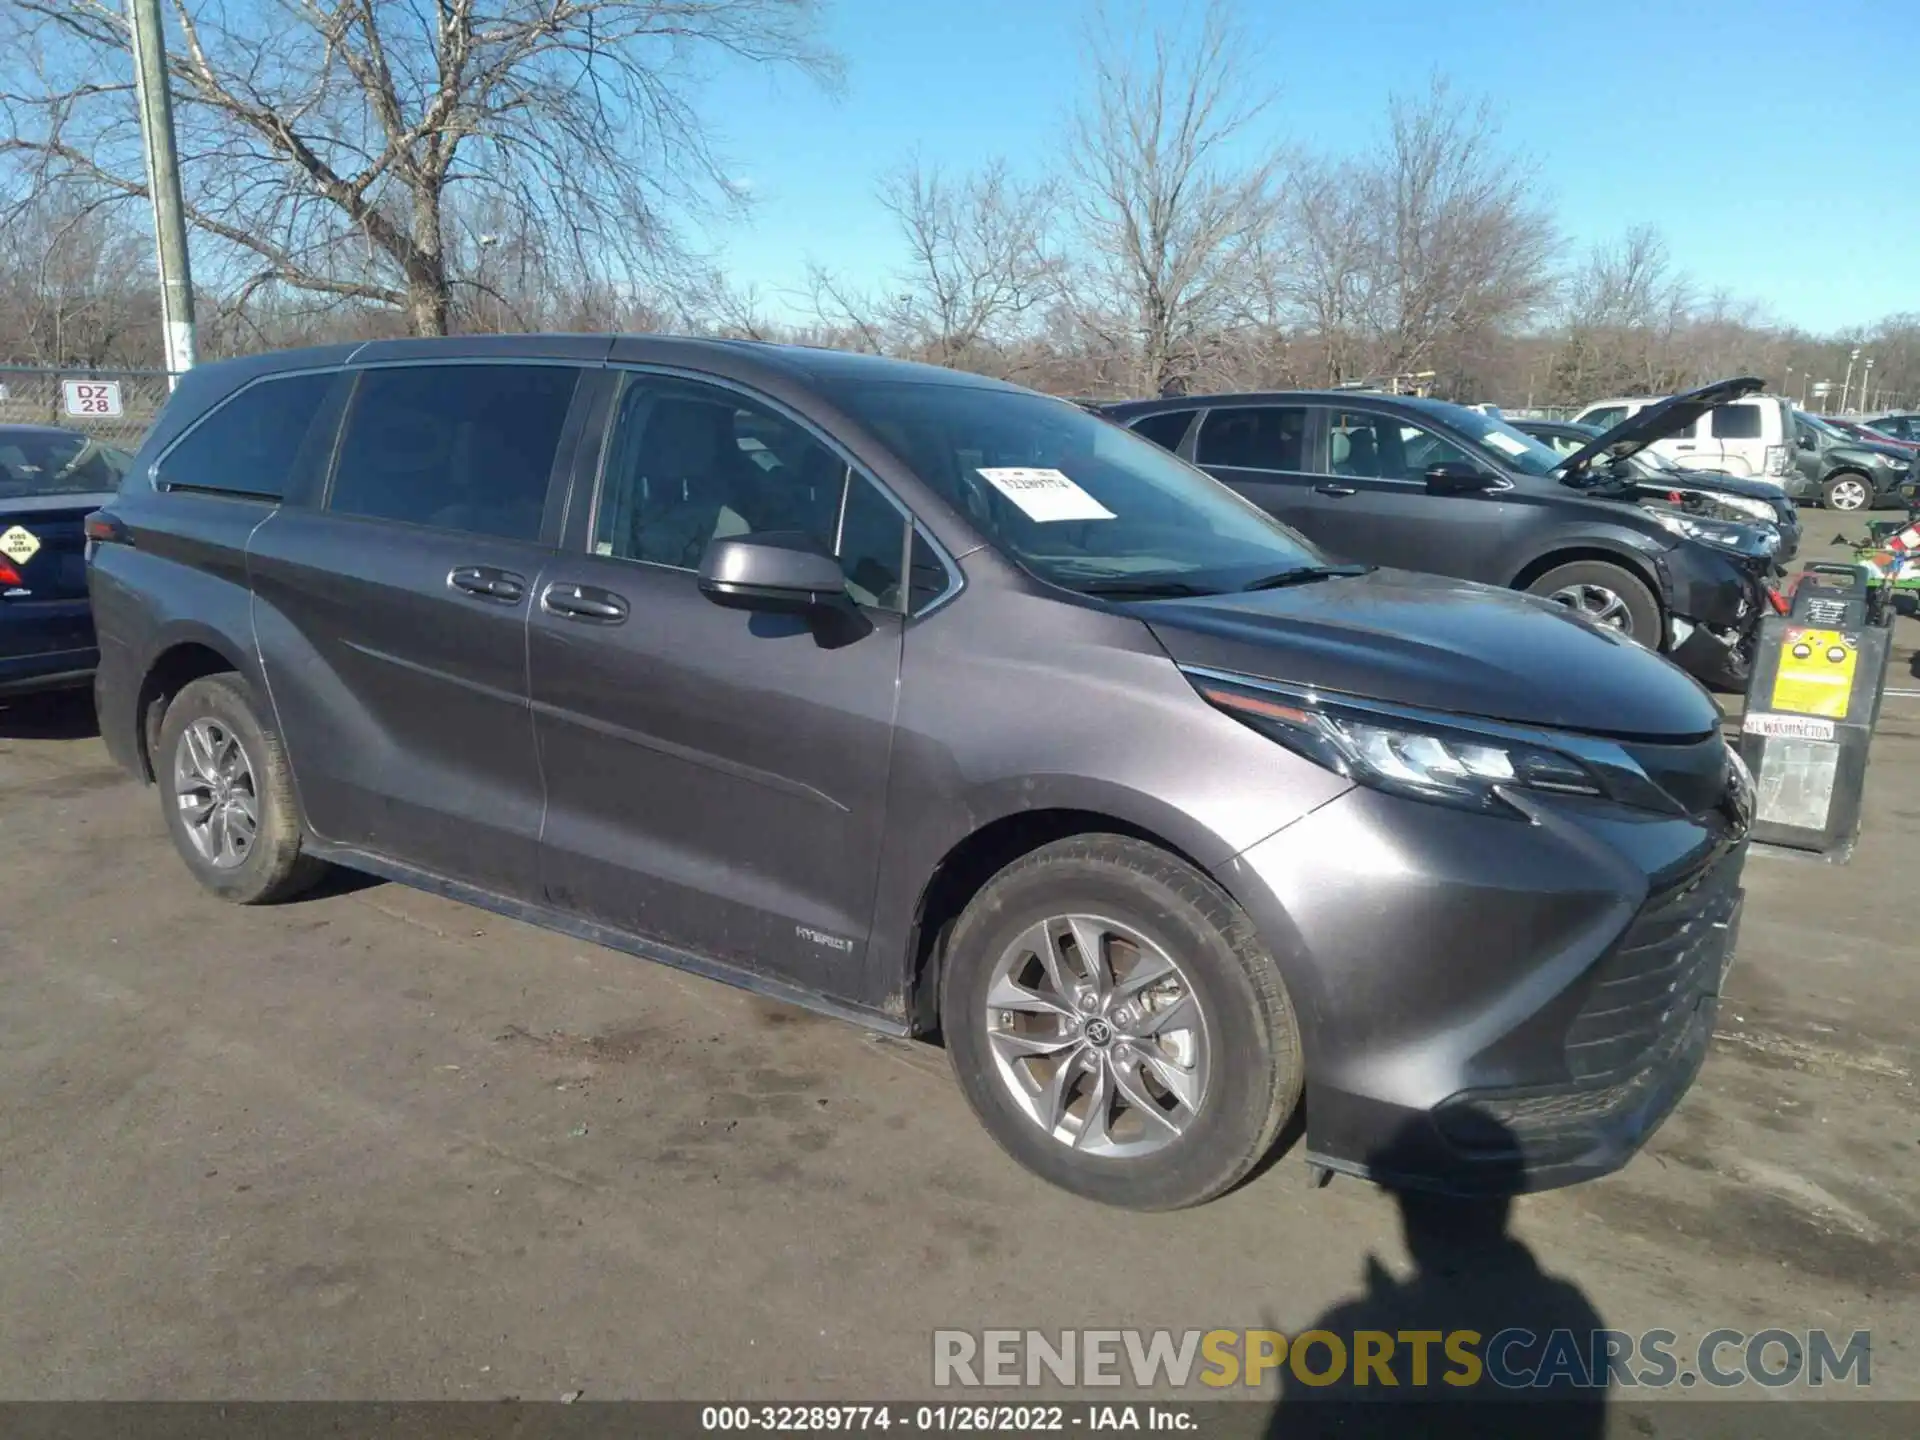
[1140,567,1721,740]
[1558,376,1766,472]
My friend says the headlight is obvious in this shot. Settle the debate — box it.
[1647,508,1778,556]
[1187,672,1603,816]
[1711,492,1781,523]
[1873,451,1907,469]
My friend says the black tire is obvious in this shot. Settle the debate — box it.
[1822,472,1873,512]
[940,834,1302,1210]
[1524,560,1662,646]
[156,673,326,905]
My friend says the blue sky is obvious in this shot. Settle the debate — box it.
[699,0,1917,333]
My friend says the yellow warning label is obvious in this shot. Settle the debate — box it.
[1770,627,1858,719]
[0,524,41,564]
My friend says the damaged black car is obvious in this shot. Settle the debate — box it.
[1105,378,1783,690]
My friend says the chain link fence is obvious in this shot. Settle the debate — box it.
[0,366,178,451]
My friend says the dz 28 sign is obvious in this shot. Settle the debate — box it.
[62,380,124,418]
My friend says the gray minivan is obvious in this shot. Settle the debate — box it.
[88,336,1750,1208]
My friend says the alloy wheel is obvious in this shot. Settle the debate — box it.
[1827,477,1869,511]
[1548,582,1634,634]
[983,913,1211,1158]
[173,717,259,869]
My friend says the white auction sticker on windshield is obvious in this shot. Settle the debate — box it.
[1481,430,1530,456]
[977,467,1116,522]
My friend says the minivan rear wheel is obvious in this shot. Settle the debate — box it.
[1527,561,1661,645]
[941,835,1302,1210]
[157,674,327,905]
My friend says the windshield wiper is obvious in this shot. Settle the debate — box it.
[1075,577,1218,599]
[1241,564,1373,591]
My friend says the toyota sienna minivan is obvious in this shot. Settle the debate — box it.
[87,336,1751,1209]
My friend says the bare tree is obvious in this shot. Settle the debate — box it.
[0,185,157,364]
[1551,225,1696,399]
[876,157,1059,371]
[1274,158,1371,384]
[1,1,837,336]
[1063,0,1284,396]
[1349,77,1559,384]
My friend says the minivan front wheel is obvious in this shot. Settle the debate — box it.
[1527,561,1660,645]
[941,835,1302,1210]
[158,674,326,905]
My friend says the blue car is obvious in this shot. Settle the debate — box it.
[1,424,133,698]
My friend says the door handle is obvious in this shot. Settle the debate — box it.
[1314,483,1358,497]
[448,565,526,603]
[542,581,629,624]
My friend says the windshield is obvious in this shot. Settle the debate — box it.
[1423,404,1566,477]
[1800,412,1847,441]
[826,379,1327,594]
[0,430,132,498]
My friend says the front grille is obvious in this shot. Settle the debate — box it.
[1565,847,1740,1080]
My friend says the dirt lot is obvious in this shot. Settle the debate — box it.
[3,534,1917,1419]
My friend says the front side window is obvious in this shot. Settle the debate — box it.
[156,372,337,500]
[1327,411,1475,481]
[328,364,579,541]
[0,429,134,498]
[1711,403,1763,440]
[823,377,1326,595]
[594,375,907,610]
[1195,406,1308,471]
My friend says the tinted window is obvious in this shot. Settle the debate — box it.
[0,429,133,498]
[328,365,578,541]
[1328,411,1473,481]
[156,372,337,500]
[1130,409,1197,453]
[595,375,906,609]
[1581,406,1627,432]
[1196,407,1309,470]
[1711,403,1762,440]
[823,378,1325,596]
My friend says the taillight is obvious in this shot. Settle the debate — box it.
[0,559,21,588]
[1764,444,1789,476]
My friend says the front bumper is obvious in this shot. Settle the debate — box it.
[1224,778,1745,1195]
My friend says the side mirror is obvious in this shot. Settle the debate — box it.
[1425,461,1497,496]
[698,532,847,614]
[1798,435,1818,450]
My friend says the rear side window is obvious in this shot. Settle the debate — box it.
[1196,406,1309,470]
[1129,409,1197,453]
[1580,406,1627,431]
[328,365,579,541]
[156,372,337,500]
[1711,403,1763,440]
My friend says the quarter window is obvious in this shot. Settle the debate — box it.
[1130,409,1198,453]
[328,364,578,541]
[595,375,907,611]
[1710,403,1763,440]
[1195,406,1309,470]
[157,371,339,500]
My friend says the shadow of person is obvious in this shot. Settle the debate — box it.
[1265,1110,1608,1439]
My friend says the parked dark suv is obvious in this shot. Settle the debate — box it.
[1107,380,1781,689]
[89,336,1750,1208]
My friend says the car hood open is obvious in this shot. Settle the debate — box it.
[1558,376,1767,473]
[1140,568,1722,740]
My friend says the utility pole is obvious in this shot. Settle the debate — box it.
[1840,346,1860,414]
[1859,357,1874,415]
[128,0,197,385]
